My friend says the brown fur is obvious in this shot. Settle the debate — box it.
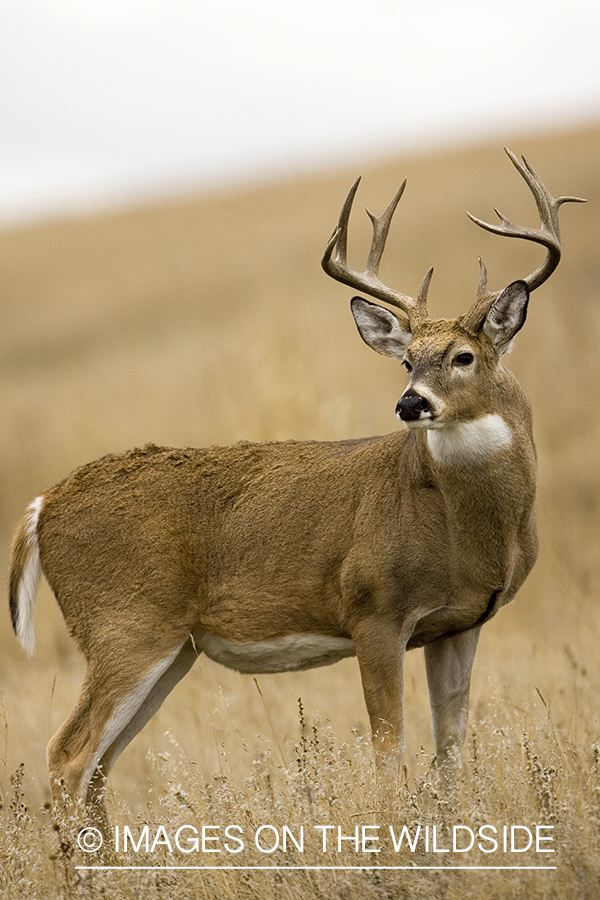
[9,364,538,830]
[9,153,579,832]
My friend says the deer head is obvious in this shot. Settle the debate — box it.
[322,149,585,434]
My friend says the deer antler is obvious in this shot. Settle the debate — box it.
[322,177,433,327]
[467,148,587,297]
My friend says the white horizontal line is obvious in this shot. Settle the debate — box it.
[76,865,557,871]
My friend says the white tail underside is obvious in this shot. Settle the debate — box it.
[15,496,44,656]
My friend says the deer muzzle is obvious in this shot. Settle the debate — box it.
[396,390,433,422]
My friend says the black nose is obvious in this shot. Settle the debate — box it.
[396,390,432,421]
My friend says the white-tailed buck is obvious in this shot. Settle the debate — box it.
[10,150,584,830]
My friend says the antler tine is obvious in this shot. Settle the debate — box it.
[322,178,430,325]
[364,181,406,277]
[323,176,361,272]
[467,147,586,293]
[475,257,489,300]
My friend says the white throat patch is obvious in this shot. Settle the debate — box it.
[427,414,512,465]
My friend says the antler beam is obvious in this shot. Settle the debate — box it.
[467,148,586,295]
[322,177,432,327]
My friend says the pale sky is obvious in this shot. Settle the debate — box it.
[1,0,599,226]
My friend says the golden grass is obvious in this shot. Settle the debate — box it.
[1,123,600,897]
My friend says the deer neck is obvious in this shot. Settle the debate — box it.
[414,369,536,480]
[408,396,537,529]
[398,405,537,596]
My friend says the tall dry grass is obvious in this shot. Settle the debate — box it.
[1,125,600,897]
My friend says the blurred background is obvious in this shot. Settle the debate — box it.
[2,0,600,227]
[0,0,599,809]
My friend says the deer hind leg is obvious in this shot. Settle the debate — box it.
[88,637,200,815]
[47,636,198,836]
[424,626,481,781]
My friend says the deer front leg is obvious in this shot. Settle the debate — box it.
[352,616,406,806]
[424,626,481,781]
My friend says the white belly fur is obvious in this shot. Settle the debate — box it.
[195,631,356,674]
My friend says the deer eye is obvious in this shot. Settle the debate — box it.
[454,352,474,367]
[403,360,413,372]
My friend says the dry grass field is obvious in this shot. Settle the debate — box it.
[1,124,600,898]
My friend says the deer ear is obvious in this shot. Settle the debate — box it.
[351,296,412,360]
[482,280,530,354]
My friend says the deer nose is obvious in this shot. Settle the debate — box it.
[396,390,432,421]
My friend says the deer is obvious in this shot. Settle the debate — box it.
[9,149,584,835]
